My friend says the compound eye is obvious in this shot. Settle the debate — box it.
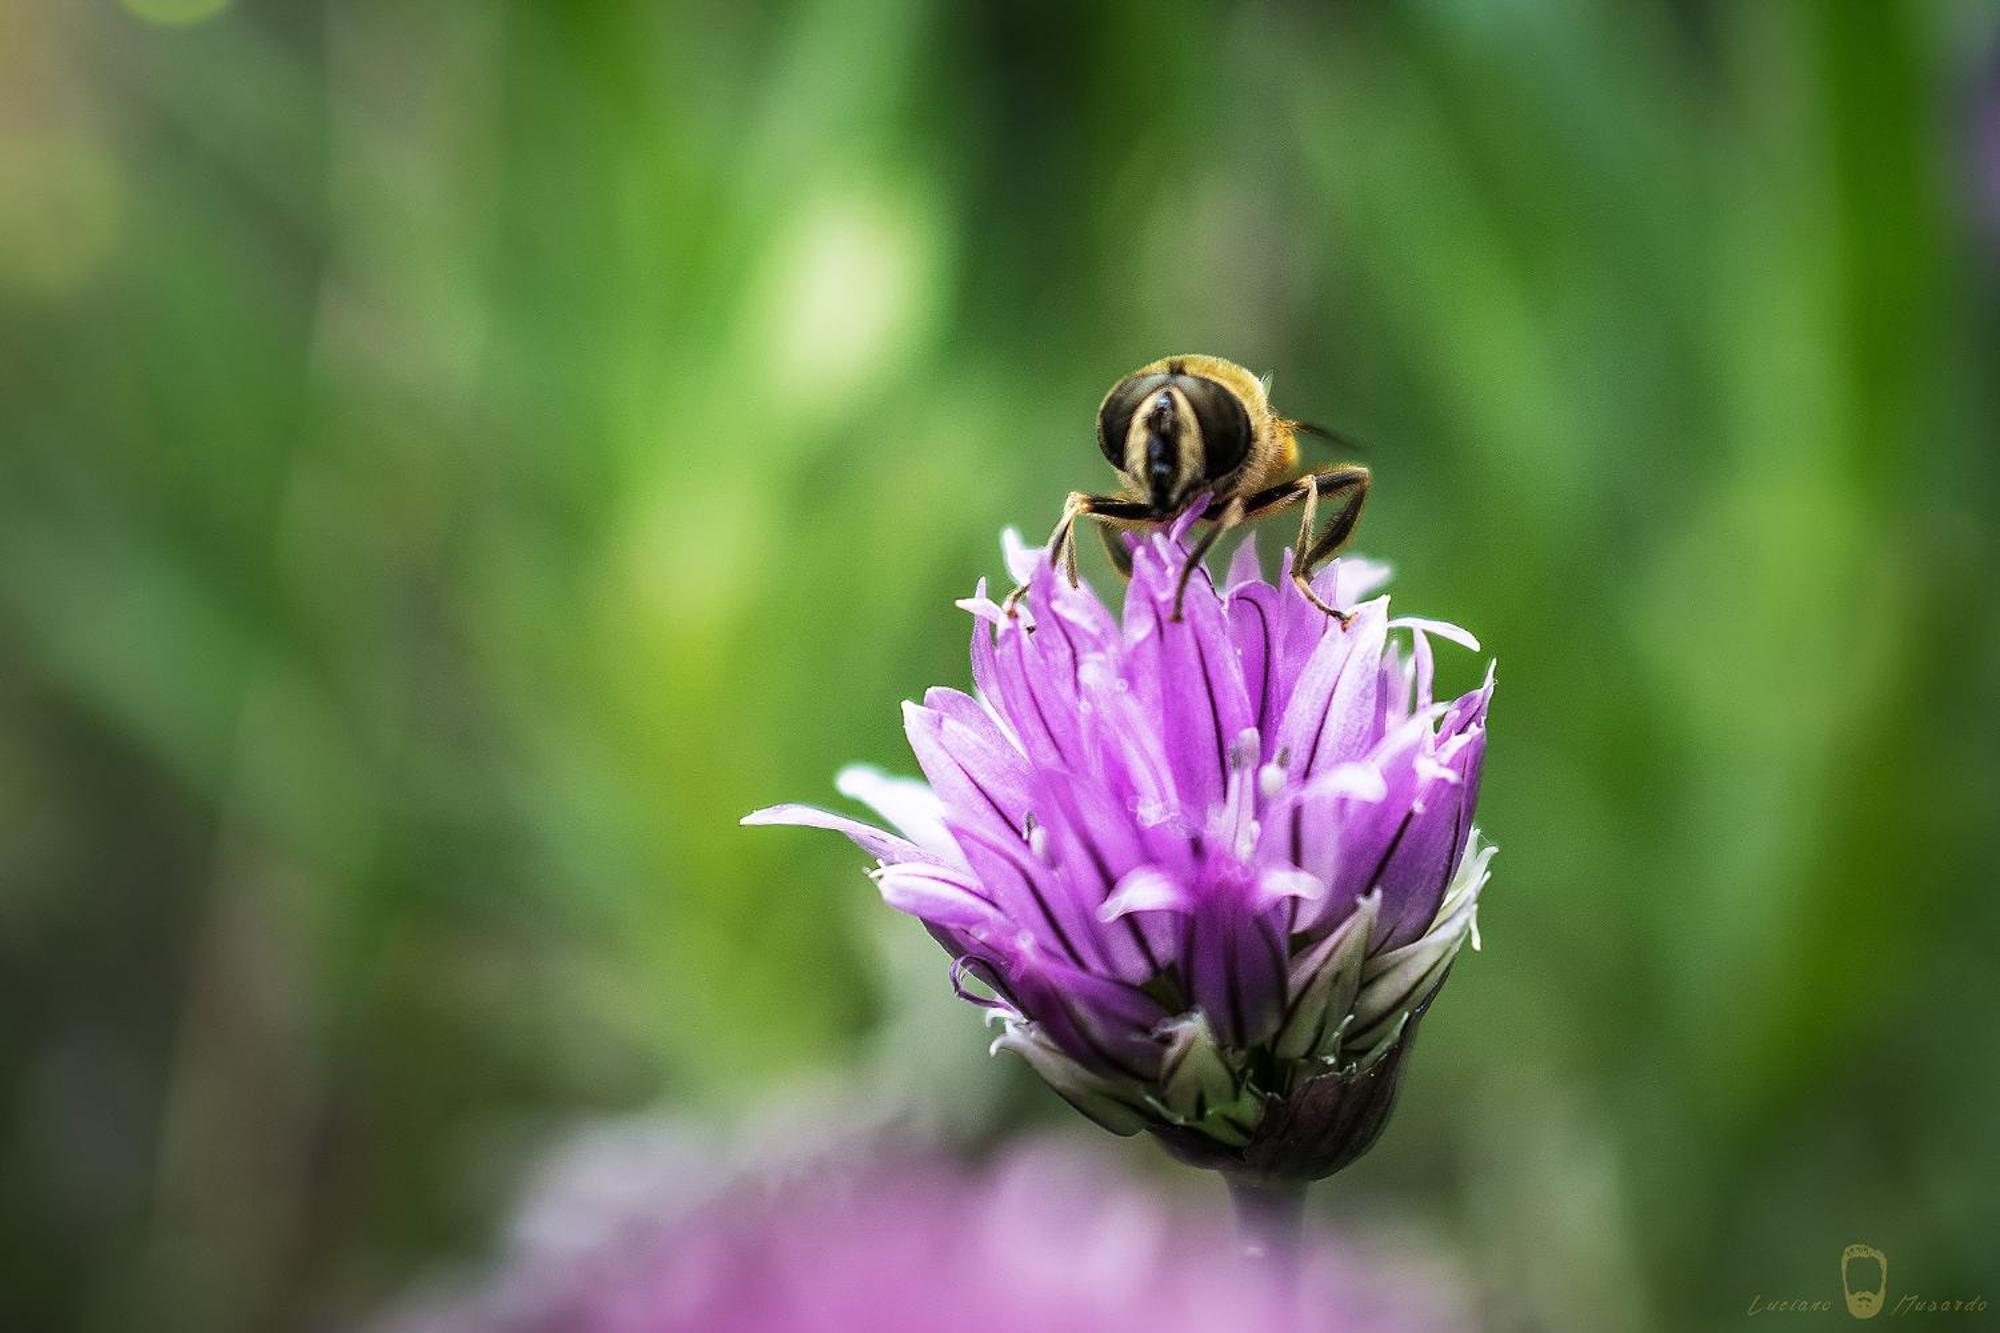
[1097,373,1170,468]
[1177,375,1253,480]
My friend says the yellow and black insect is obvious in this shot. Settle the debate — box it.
[1007,353,1370,623]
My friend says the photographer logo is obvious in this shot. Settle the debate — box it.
[1743,1244,1985,1320]
[1842,1244,1887,1319]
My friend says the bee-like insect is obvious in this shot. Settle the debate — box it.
[1006,353,1371,624]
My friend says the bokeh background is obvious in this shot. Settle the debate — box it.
[4,1,1998,1329]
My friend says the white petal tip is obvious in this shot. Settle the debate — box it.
[955,596,1010,625]
[1258,867,1328,903]
[833,763,878,791]
[1098,868,1188,921]
[1390,616,1482,653]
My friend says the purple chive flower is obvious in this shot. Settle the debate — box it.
[748,515,1494,1185]
[373,1129,1468,1333]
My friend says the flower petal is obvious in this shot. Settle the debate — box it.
[997,946,1171,1082]
[902,700,1033,844]
[872,863,1006,931]
[1350,842,1487,1054]
[1273,597,1389,781]
[741,803,923,865]
[1155,1013,1242,1123]
[1001,527,1040,586]
[1225,581,1286,747]
[989,610,1087,771]
[1182,885,1289,1049]
[1125,538,1255,817]
[990,1021,1151,1135]
[1315,554,1394,609]
[836,765,960,864]
[1273,891,1378,1062]
[1224,530,1264,591]
[1388,616,1481,653]
[1374,695,1489,949]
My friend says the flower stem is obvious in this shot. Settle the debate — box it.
[1226,1176,1307,1275]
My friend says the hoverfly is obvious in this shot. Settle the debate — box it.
[1006,354,1369,624]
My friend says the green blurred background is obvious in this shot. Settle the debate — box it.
[4,1,1997,1329]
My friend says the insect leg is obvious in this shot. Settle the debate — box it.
[1235,465,1370,625]
[1294,466,1370,573]
[1094,518,1136,579]
[1004,492,1152,617]
[1170,496,1246,622]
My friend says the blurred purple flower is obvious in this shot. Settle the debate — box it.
[1980,42,2000,239]
[748,520,1494,1184]
[374,1131,1467,1333]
